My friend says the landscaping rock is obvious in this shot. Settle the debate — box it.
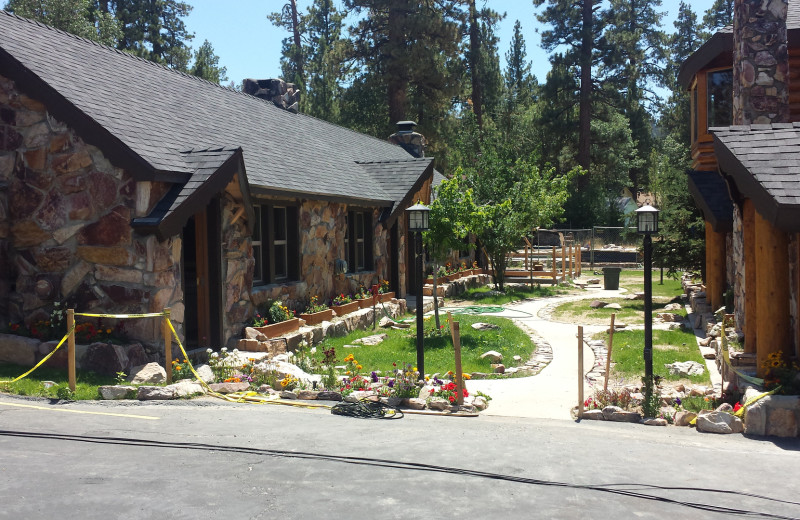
[428,398,450,411]
[472,322,500,331]
[472,396,488,411]
[83,342,129,376]
[480,350,503,362]
[698,337,713,347]
[0,334,38,366]
[170,381,205,397]
[589,300,608,309]
[417,386,433,400]
[470,372,488,379]
[715,403,733,413]
[280,390,298,399]
[492,364,505,374]
[602,405,623,420]
[696,411,743,434]
[766,408,798,438]
[665,361,705,377]
[674,411,697,426]
[406,398,426,410]
[657,312,684,322]
[644,418,668,426]
[209,382,250,393]
[316,390,342,401]
[352,333,387,346]
[99,385,135,400]
[129,362,166,384]
[296,390,319,400]
[605,303,622,310]
[194,364,215,383]
[513,355,522,362]
[137,386,176,400]
[582,409,605,420]
[587,278,601,285]
[244,327,267,341]
[609,411,642,423]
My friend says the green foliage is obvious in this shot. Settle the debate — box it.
[702,0,733,34]
[112,0,195,70]
[641,375,661,418]
[189,39,227,84]
[5,0,121,45]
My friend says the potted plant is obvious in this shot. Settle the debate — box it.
[354,285,372,308]
[378,279,395,302]
[253,301,300,338]
[331,293,359,316]
[298,296,333,325]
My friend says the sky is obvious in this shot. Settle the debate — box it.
[185,0,717,87]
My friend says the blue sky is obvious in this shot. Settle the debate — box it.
[186,0,716,87]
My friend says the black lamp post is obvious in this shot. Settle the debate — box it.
[406,202,430,380]
[636,204,659,380]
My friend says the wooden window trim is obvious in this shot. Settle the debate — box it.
[253,202,299,284]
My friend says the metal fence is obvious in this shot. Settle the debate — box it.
[544,227,641,270]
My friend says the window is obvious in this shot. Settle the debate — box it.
[707,69,732,129]
[691,84,698,144]
[253,203,299,284]
[345,210,373,272]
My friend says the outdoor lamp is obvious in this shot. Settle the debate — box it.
[406,202,430,380]
[407,202,430,232]
[636,204,659,234]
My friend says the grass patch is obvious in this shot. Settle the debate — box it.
[618,269,685,300]
[550,298,686,326]
[0,363,117,400]
[601,328,710,385]
[452,284,573,305]
[318,314,535,375]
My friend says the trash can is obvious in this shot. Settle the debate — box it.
[602,267,621,290]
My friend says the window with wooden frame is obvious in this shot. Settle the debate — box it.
[345,209,374,272]
[707,68,732,129]
[691,80,698,145]
[253,203,299,284]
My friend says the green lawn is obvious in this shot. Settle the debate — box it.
[451,284,574,305]
[618,269,685,300]
[601,328,710,384]
[0,363,117,400]
[315,314,536,375]
[550,297,687,326]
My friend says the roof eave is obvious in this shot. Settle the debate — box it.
[678,31,732,89]
[686,170,733,232]
[384,160,436,227]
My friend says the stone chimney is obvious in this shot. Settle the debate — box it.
[243,78,300,113]
[388,121,427,158]
[733,0,789,125]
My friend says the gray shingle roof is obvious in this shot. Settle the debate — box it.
[712,123,800,230]
[687,170,733,232]
[678,0,800,88]
[357,158,433,213]
[0,10,427,206]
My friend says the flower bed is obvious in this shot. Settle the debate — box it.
[298,309,334,326]
[356,297,373,309]
[255,318,301,338]
[333,301,360,316]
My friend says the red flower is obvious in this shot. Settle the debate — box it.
[733,402,742,412]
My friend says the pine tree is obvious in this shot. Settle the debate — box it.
[268,0,305,92]
[703,0,734,34]
[304,0,347,122]
[504,20,537,113]
[189,39,228,84]
[111,0,195,70]
[6,0,121,45]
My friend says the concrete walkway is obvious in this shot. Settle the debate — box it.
[462,288,626,420]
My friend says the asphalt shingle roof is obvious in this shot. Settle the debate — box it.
[357,158,434,213]
[687,170,733,232]
[0,11,426,207]
[712,123,800,230]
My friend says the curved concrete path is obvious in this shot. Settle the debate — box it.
[463,288,625,420]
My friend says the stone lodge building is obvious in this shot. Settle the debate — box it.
[0,11,440,350]
[679,0,800,374]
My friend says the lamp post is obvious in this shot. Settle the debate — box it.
[406,202,430,380]
[636,204,659,380]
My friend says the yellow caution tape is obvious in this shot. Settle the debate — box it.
[0,323,76,386]
[76,312,165,319]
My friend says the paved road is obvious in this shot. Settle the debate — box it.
[465,289,623,419]
[0,395,798,519]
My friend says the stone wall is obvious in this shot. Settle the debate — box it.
[0,74,183,347]
[731,204,745,335]
[220,186,255,346]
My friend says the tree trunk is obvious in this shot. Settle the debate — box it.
[577,0,593,177]
[290,0,304,85]
[469,0,483,132]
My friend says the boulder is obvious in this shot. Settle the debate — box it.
[513,355,522,363]
[353,333,388,346]
[765,408,798,438]
[169,381,205,397]
[663,303,683,311]
[589,300,608,309]
[715,402,733,413]
[427,398,450,411]
[244,327,267,341]
[316,390,343,401]
[280,390,298,399]
[470,372,488,379]
[581,409,605,420]
[657,312,684,323]
[601,405,622,420]
[492,364,505,374]
[83,342,129,376]
[417,386,434,400]
[0,333,38,366]
[98,385,135,400]
[406,398,426,410]
[297,390,319,400]
[129,362,167,384]
[674,411,697,426]
[472,322,500,330]
[644,418,668,426]
[193,364,215,383]
[605,303,622,310]
[665,361,705,377]
[208,382,250,393]
[480,350,503,362]
[587,278,601,285]
[609,411,642,423]
[137,386,176,400]
[696,411,743,434]
[698,336,713,347]
[472,396,488,411]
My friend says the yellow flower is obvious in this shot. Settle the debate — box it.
[356,364,362,370]
[175,364,182,370]
[172,360,177,364]
[462,373,471,380]
[413,367,418,372]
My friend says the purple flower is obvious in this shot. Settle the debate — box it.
[675,397,682,406]
[388,379,395,388]
[371,371,378,383]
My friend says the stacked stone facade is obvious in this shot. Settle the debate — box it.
[731,205,745,335]
[733,0,790,125]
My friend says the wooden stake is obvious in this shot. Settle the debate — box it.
[604,313,616,393]
[67,308,76,392]
[552,246,557,285]
[578,325,584,419]
[164,308,172,384]
[448,312,465,406]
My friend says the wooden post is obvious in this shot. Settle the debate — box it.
[604,313,616,393]
[742,199,757,354]
[569,241,574,278]
[524,242,529,271]
[577,325,584,419]
[67,308,76,392]
[164,307,172,384]
[577,241,582,277]
[705,222,726,310]
[448,312,464,406]
[561,242,566,278]
[552,246,557,284]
